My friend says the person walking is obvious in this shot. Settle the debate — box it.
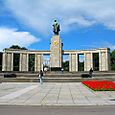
[89,68,93,77]
[61,68,64,74]
[44,67,48,75]
[39,70,43,84]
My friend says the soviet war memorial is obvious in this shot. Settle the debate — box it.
[0,20,111,73]
[1,0,115,115]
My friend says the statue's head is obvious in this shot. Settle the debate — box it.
[54,20,57,22]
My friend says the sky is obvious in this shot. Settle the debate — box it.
[0,0,115,52]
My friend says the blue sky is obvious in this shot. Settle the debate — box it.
[0,0,115,52]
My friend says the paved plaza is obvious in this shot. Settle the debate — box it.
[0,82,115,106]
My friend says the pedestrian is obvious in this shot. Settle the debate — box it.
[61,68,64,74]
[44,67,47,75]
[89,68,93,77]
[39,70,43,84]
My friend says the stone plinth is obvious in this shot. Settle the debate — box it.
[50,35,62,69]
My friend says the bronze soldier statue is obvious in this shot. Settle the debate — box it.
[52,20,60,35]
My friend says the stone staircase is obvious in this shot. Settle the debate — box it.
[0,71,115,82]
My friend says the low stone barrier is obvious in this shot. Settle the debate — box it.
[81,74,91,78]
[4,73,16,78]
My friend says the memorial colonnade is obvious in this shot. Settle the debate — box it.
[1,48,110,72]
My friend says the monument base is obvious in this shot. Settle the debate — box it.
[51,67,62,71]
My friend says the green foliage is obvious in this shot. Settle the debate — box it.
[13,54,20,71]
[0,53,2,71]
[78,62,84,71]
[21,47,28,50]
[62,61,69,71]
[29,54,35,71]
[111,50,115,70]
[10,45,27,50]
[93,53,99,71]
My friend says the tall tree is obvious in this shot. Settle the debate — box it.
[111,50,115,70]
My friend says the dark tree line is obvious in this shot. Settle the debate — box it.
[111,50,115,70]
[10,45,27,50]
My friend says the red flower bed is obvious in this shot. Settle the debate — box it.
[82,80,115,91]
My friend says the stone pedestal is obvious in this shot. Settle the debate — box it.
[50,35,62,70]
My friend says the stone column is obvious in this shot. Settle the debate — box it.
[19,53,28,71]
[19,53,22,71]
[91,53,93,69]
[69,53,76,72]
[72,54,76,72]
[106,49,111,71]
[41,54,44,71]
[84,52,93,71]
[99,51,105,71]
[76,53,78,71]
[11,53,14,71]
[2,52,6,71]
[69,53,72,72]
[99,49,110,71]
[7,53,10,71]
[26,53,29,71]
[99,51,102,71]
[5,53,14,71]
[35,54,42,72]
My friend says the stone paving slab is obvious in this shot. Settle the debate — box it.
[0,82,115,106]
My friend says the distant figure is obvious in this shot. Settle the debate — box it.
[61,68,64,74]
[44,67,48,75]
[39,70,43,84]
[52,20,60,35]
[89,68,93,77]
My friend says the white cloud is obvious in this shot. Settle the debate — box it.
[4,0,115,34]
[81,41,115,50]
[101,41,115,50]
[0,27,39,51]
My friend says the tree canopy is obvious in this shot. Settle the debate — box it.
[111,50,115,70]
[9,45,27,50]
